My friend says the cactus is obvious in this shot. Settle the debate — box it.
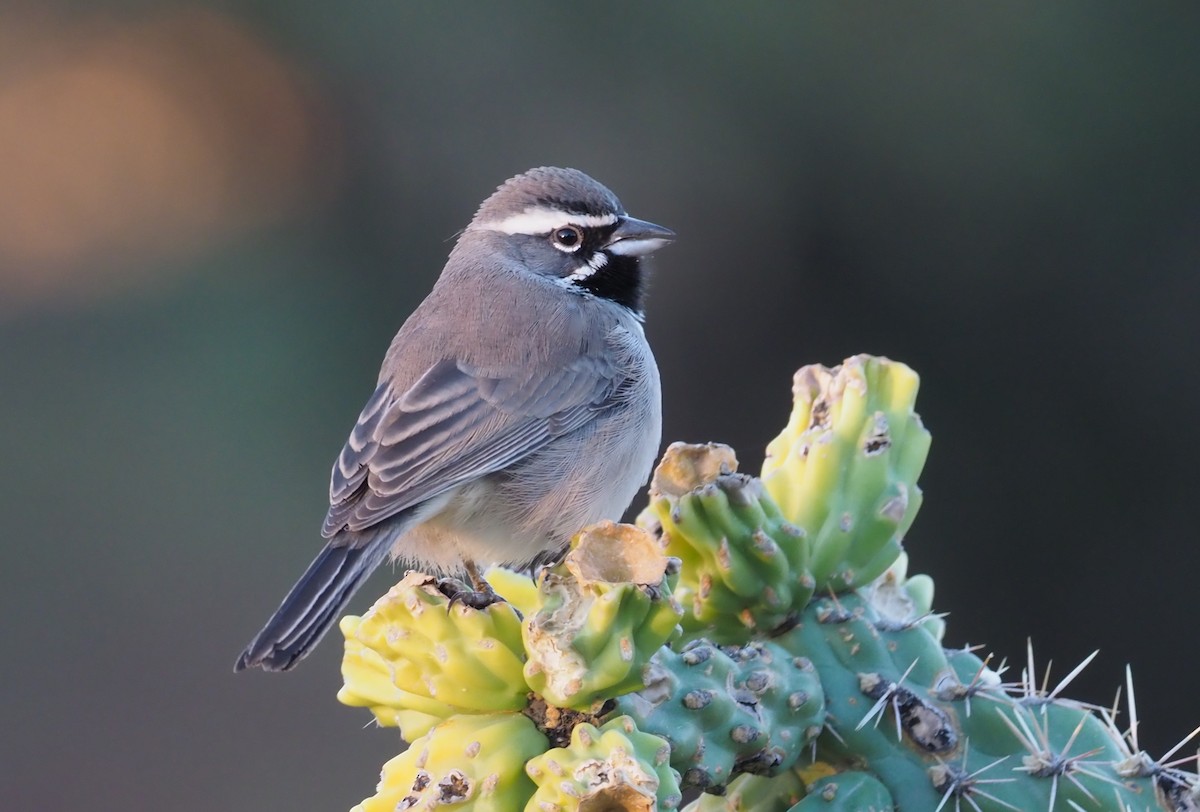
[338,571,529,739]
[761,355,929,592]
[525,716,682,812]
[521,521,683,710]
[351,712,547,812]
[642,443,812,643]
[321,354,1198,812]
[614,639,825,791]
[683,768,809,812]
[790,772,894,811]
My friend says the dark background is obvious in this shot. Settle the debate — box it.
[2,3,1197,810]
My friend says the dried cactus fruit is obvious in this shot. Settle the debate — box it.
[522,521,682,710]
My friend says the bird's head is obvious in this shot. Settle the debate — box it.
[464,167,674,315]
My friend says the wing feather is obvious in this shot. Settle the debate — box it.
[322,356,617,538]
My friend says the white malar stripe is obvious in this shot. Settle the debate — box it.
[475,207,618,236]
[569,251,608,281]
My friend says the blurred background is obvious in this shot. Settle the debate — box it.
[2,2,1197,809]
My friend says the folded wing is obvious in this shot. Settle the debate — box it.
[323,355,620,538]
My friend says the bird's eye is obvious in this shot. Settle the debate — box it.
[551,226,584,252]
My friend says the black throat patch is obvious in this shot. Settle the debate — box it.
[573,252,644,313]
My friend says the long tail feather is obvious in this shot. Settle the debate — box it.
[235,529,392,672]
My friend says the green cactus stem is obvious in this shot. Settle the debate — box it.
[790,772,894,811]
[684,770,809,812]
[613,639,825,791]
[642,443,813,643]
[761,355,930,592]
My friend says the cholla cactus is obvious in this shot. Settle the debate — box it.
[761,355,929,592]
[526,716,682,812]
[642,443,813,642]
[350,712,547,812]
[522,521,683,710]
[338,571,529,739]
[331,354,1199,812]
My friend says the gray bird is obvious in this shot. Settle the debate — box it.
[236,167,673,671]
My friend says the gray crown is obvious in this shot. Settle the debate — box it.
[472,167,625,224]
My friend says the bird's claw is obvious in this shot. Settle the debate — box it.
[436,577,505,611]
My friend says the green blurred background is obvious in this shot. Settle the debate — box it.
[2,2,1197,809]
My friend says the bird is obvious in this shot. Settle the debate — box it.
[235,167,674,671]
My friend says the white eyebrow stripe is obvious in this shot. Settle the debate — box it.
[474,207,619,236]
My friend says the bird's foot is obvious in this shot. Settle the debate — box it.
[435,577,505,611]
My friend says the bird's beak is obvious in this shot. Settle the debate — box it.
[606,216,676,256]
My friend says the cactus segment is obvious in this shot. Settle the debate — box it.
[859,553,945,642]
[522,521,683,710]
[351,713,546,812]
[524,715,682,812]
[777,583,1189,810]
[761,355,931,592]
[338,571,529,738]
[483,566,539,617]
[789,772,893,811]
[682,770,809,812]
[644,443,813,642]
[614,639,825,791]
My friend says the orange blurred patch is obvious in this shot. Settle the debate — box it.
[0,7,340,310]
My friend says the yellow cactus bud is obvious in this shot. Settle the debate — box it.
[339,571,529,739]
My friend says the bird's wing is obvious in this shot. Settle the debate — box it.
[322,355,620,537]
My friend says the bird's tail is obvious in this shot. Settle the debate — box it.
[235,529,392,672]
